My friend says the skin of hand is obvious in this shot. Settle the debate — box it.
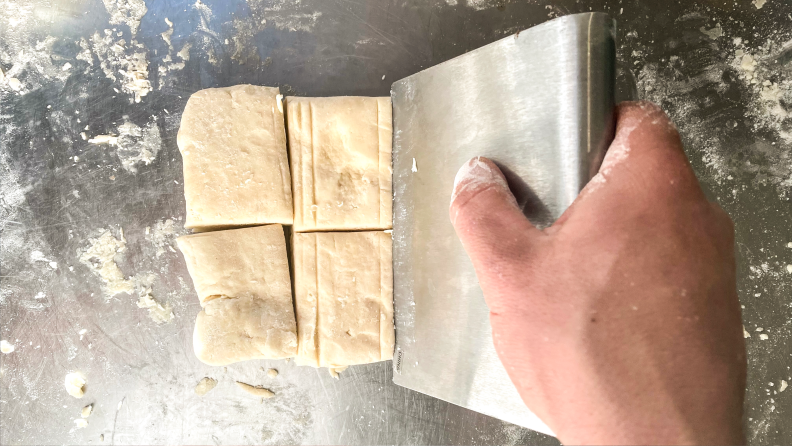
[449,101,746,445]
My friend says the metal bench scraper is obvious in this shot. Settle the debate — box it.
[390,12,616,435]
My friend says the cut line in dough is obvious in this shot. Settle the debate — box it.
[293,231,394,369]
[286,96,392,232]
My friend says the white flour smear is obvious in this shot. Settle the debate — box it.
[229,0,322,64]
[146,219,178,258]
[0,36,72,94]
[249,0,323,32]
[0,153,26,234]
[78,229,135,298]
[88,118,162,171]
[114,118,162,172]
[134,273,174,324]
[136,288,174,323]
[0,154,34,305]
[465,0,503,10]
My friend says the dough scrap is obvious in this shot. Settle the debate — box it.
[0,340,14,354]
[81,404,93,418]
[286,96,392,232]
[293,231,394,368]
[178,225,298,365]
[194,377,217,395]
[65,372,86,398]
[178,85,293,229]
[236,382,275,398]
[329,366,347,379]
[266,368,278,378]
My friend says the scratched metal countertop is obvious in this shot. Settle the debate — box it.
[1,0,791,445]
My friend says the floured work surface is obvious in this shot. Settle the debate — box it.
[292,231,394,368]
[178,85,293,230]
[286,96,393,232]
[177,224,298,365]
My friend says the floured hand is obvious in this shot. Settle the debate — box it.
[450,102,746,445]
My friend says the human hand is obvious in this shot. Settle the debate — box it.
[449,102,746,445]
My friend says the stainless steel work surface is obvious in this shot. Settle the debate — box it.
[390,12,614,435]
[2,1,791,445]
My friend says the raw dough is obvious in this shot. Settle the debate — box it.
[81,404,93,418]
[266,368,278,378]
[293,231,394,368]
[178,85,293,229]
[65,372,86,398]
[236,382,275,398]
[194,377,217,395]
[0,340,14,354]
[286,96,392,232]
[177,225,298,365]
[329,366,347,379]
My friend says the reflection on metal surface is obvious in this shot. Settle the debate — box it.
[391,12,616,435]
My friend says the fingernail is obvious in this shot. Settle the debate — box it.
[451,157,515,207]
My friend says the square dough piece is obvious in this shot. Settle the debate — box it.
[293,231,394,368]
[178,85,293,230]
[286,96,392,232]
[177,225,297,365]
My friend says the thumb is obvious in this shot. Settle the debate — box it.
[449,157,544,291]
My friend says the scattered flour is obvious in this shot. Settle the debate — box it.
[248,0,322,32]
[114,118,162,172]
[146,219,177,257]
[0,36,72,94]
[465,0,501,10]
[78,229,135,298]
[102,0,148,36]
[136,287,174,324]
[230,0,323,64]
[84,29,152,102]
[700,23,723,40]
[29,250,58,269]
[637,33,792,197]
[88,118,162,171]
[0,153,26,234]
[189,0,221,66]
[732,38,792,144]
[161,18,174,52]
[157,18,191,86]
